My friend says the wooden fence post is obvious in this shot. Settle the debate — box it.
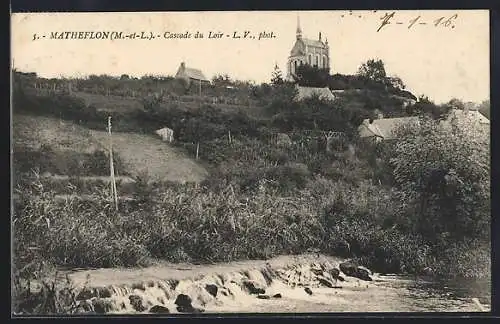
[196,142,200,160]
[108,116,119,211]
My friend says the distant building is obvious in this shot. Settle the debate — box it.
[175,62,210,87]
[286,16,330,81]
[294,85,336,101]
[389,94,417,108]
[440,108,490,130]
[358,116,420,142]
[359,108,490,142]
[155,127,174,143]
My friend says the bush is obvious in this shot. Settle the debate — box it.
[13,176,325,270]
[13,148,128,177]
[389,116,490,242]
[431,239,491,279]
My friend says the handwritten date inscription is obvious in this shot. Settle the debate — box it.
[377,12,458,32]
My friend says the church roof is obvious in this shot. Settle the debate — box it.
[302,38,327,48]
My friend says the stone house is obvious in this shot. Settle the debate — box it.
[175,62,210,88]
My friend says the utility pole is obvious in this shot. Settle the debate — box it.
[108,116,119,211]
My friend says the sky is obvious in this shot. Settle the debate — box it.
[11,10,489,104]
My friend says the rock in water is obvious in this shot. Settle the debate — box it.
[149,305,170,314]
[91,299,113,314]
[329,268,340,278]
[358,266,372,276]
[242,280,266,295]
[317,277,334,288]
[339,261,358,277]
[339,261,373,281]
[175,294,204,313]
[205,284,218,297]
[175,294,192,307]
[273,293,282,298]
[257,295,271,299]
[304,287,313,295]
[356,267,373,281]
[129,295,146,312]
[310,268,324,276]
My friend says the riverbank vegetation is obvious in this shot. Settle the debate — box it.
[12,62,490,314]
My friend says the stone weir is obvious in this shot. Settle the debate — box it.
[61,255,376,314]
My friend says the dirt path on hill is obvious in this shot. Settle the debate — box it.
[89,130,208,183]
[13,114,208,183]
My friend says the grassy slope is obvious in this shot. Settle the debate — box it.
[13,114,208,183]
[13,114,103,153]
[73,90,267,118]
[72,91,143,113]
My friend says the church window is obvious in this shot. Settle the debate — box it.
[323,55,328,68]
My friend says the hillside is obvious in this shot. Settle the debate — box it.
[13,114,208,183]
[72,91,144,113]
[89,129,208,183]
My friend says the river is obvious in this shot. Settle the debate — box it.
[61,254,491,314]
[203,275,491,313]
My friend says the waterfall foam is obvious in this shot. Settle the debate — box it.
[68,256,355,314]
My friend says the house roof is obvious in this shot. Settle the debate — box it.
[358,116,420,140]
[176,63,210,82]
[443,109,490,126]
[183,67,209,82]
[295,85,336,101]
[359,109,490,140]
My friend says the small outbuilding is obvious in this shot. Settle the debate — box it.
[155,127,174,143]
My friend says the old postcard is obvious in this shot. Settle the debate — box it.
[11,10,491,315]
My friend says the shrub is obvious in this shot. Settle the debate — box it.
[431,238,491,279]
[13,147,127,177]
[389,116,490,242]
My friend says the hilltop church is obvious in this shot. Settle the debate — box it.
[286,16,331,81]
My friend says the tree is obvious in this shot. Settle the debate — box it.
[446,98,466,110]
[293,64,330,88]
[387,76,406,91]
[271,64,284,86]
[357,59,387,83]
[406,95,451,120]
[390,116,490,242]
[212,74,232,87]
